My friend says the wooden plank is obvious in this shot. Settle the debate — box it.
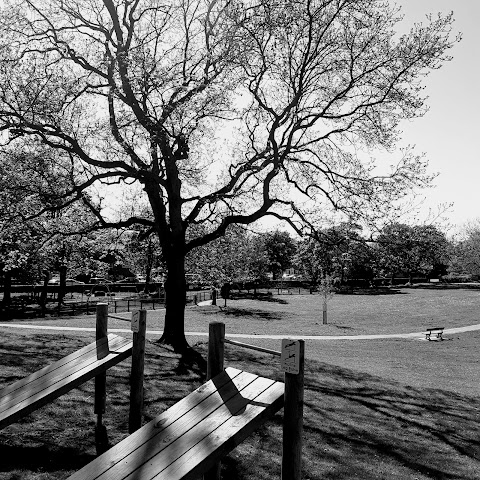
[0,334,129,412]
[0,335,130,414]
[0,335,132,430]
[0,335,113,397]
[99,375,276,480]
[1,335,131,413]
[154,379,284,480]
[85,371,283,480]
[66,368,255,480]
[0,341,132,429]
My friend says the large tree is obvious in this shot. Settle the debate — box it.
[376,223,449,282]
[264,230,296,279]
[0,0,457,351]
[449,221,480,278]
[0,146,116,312]
[296,222,375,284]
[186,226,269,285]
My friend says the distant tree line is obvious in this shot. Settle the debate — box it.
[188,221,480,287]
[4,218,480,308]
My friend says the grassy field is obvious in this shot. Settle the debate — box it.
[8,287,480,336]
[1,288,480,479]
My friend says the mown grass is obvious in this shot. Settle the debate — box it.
[5,288,480,396]
[1,326,480,480]
[8,288,480,336]
[1,288,480,478]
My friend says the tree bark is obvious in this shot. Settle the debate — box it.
[160,247,190,352]
[58,264,67,308]
[39,270,50,317]
[2,270,12,306]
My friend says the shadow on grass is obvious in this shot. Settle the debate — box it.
[300,362,480,479]
[174,346,207,380]
[0,445,95,472]
[336,287,407,296]
[221,307,285,322]
[218,346,480,480]
[1,332,480,480]
[230,292,289,304]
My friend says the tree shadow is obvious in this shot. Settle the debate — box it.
[149,339,208,379]
[219,347,480,479]
[230,292,289,304]
[300,363,480,479]
[337,287,407,296]
[221,307,285,322]
[0,444,95,472]
[2,332,479,479]
[174,346,207,380]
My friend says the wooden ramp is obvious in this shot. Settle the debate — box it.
[67,367,285,480]
[0,333,133,430]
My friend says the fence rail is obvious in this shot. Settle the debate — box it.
[223,338,281,357]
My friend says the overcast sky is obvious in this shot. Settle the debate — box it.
[395,1,480,232]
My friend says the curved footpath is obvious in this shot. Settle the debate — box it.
[1,321,480,340]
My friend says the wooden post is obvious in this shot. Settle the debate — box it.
[204,322,225,480]
[129,310,147,433]
[95,303,109,455]
[282,340,305,480]
[207,321,225,380]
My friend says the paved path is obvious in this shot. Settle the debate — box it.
[1,322,480,340]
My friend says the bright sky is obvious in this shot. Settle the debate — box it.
[395,1,480,232]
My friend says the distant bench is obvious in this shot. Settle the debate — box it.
[425,327,444,341]
[0,333,132,430]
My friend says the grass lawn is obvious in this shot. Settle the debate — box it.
[1,288,480,479]
[8,288,480,336]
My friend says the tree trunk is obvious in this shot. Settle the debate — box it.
[160,249,190,352]
[2,270,12,306]
[39,270,50,317]
[144,238,154,293]
[57,264,67,308]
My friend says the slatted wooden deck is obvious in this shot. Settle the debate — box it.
[0,333,133,430]
[67,366,285,480]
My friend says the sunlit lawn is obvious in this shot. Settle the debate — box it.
[11,287,480,336]
[1,288,480,479]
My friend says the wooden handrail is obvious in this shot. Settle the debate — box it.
[224,338,281,357]
[107,314,130,322]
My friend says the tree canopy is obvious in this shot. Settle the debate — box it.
[0,0,459,350]
[376,223,449,281]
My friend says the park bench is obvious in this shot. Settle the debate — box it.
[0,333,132,430]
[67,366,285,480]
[425,327,444,341]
